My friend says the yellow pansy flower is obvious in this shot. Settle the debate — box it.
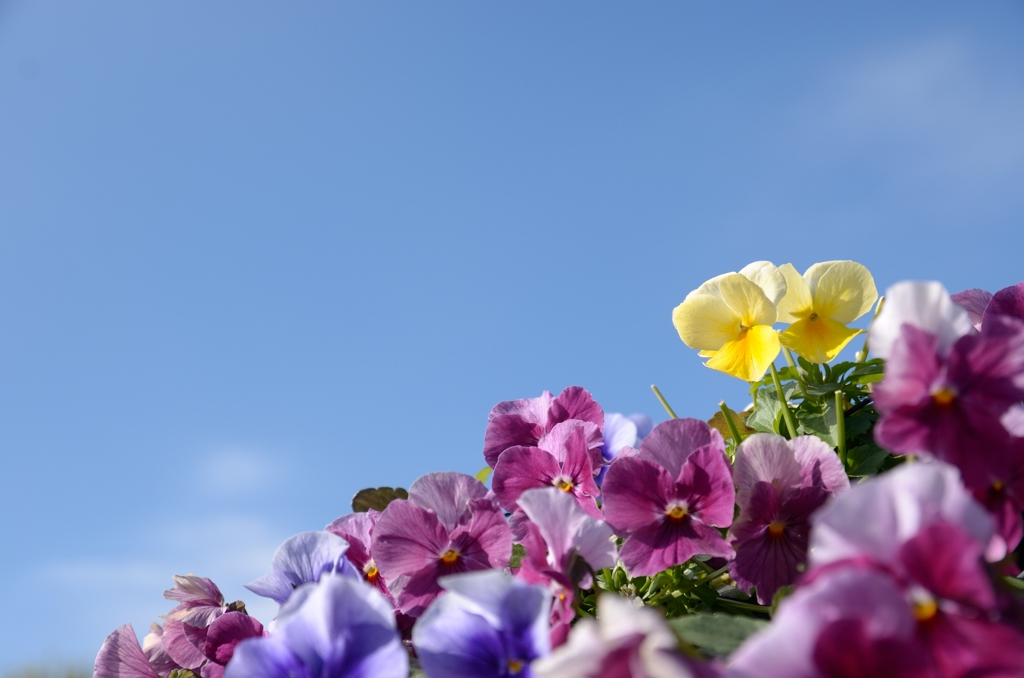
[776,261,878,364]
[672,262,786,382]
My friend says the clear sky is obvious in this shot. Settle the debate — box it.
[1,1,1023,671]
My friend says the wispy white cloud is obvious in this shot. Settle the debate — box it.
[194,446,288,497]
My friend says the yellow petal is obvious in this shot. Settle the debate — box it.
[705,325,781,381]
[717,274,778,328]
[673,294,739,351]
[779,315,861,363]
[685,272,732,301]
[776,263,814,324]
[812,261,878,325]
[739,261,787,306]
[698,349,717,358]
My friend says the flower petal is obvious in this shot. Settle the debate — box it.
[491,446,562,511]
[409,472,489,532]
[601,457,675,535]
[779,315,860,364]
[733,433,803,509]
[739,260,787,306]
[620,518,733,577]
[776,263,813,324]
[677,446,736,528]
[951,288,993,331]
[705,324,780,382]
[869,281,973,360]
[672,293,739,351]
[811,261,878,325]
[95,625,161,678]
[718,273,778,328]
[638,418,722,481]
[791,435,849,494]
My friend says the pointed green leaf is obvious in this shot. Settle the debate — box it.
[669,612,769,656]
[474,466,492,483]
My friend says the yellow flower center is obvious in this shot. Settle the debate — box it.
[507,659,524,674]
[767,521,786,538]
[808,312,818,321]
[932,386,956,407]
[914,599,938,622]
[555,479,574,492]
[440,549,459,566]
[994,480,1005,493]
[666,504,688,522]
[363,561,379,583]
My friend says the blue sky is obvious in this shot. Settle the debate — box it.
[1,1,1023,671]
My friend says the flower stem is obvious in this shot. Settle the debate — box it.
[716,598,772,614]
[855,296,885,362]
[719,401,745,444]
[651,384,678,419]
[835,390,847,467]
[781,346,808,398]
[769,363,798,439]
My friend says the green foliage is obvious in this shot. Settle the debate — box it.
[669,613,769,657]
[350,486,409,512]
[509,543,526,569]
[4,668,90,678]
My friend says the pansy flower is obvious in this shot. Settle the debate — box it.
[483,386,605,468]
[952,282,1024,331]
[601,418,735,576]
[728,434,848,604]
[245,532,359,607]
[672,261,787,382]
[776,261,878,364]
[372,471,513,617]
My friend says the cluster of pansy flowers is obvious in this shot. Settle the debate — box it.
[93,268,1024,678]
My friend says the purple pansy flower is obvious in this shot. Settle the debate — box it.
[534,594,721,678]
[515,487,618,646]
[198,612,265,678]
[372,471,513,617]
[142,623,180,677]
[226,574,408,678]
[872,316,1024,489]
[483,386,605,468]
[596,413,654,485]
[412,571,551,678]
[952,282,1024,331]
[601,418,735,577]
[245,532,360,607]
[727,569,931,678]
[492,421,603,520]
[160,575,233,671]
[95,625,165,678]
[728,434,848,604]
[325,510,394,604]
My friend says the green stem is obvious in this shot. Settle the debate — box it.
[769,363,798,439]
[719,401,745,443]
[599,567,615,592]
[855,296,885,362]
[716,598,772,614]
[651,384,678,419]
[781,346,809,398]
[835,390,847,467]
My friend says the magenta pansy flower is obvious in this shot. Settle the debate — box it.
[728,434,848,604]
[372,471,513,617]
[872,316,1024,489]
[196,612,265,678]
[492,421,603,519]
[601,418,735,577]
[160,575,232,671]
[325,509,395,603]
[483,386,604,468]
[953,282,1024,331]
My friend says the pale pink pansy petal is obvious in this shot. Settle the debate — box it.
[732,434,803,508]
[408,472,489,532]
[94,625,161,678]
[372,501,451,580]
[638,418,724,481]
[868,281,973,360]
[790,436,849,494]
[952,288,994,331]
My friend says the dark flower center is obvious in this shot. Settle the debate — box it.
[440,549,459,566]
[932,386,956,408]
[767,520,786,538]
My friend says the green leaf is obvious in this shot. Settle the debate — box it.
[746,388,782,434]
[804,382,843,397]
[1004,576,1024,592]
[474,466,493,483]
[845,444,890,476]
[669,612,769,656]
[509,543,526,569]
[796,400,840,447]
[843,410,875,439]
[856,372,885,384]
[351,486,409,513]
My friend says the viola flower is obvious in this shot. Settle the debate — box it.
[867,281,974,362]
[226,574,408,678]
[533,594,721,678]
[728,434,848,604]
[971,438,1024,559]
[952,282,1024,330]
[871,315,1024,490]
[672,261,787,382]
[483,386,605,468]
[197,612,265,678]
[372,471,513,617]
[515,487,618,645]
[95,625,167,678]
[245,532,360,607]
[325,510,394,602]
[160,575,233,671]
[727,569,932,678]
[596,412,653,485]
[601,418,735,577]
[776,261,878,364]
[492,421,603,519]
[412,571,551,678]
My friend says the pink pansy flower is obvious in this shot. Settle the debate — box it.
[160,575,232,671]
[601,418,735,577]
[728,434,848,604]
[372,471,513,618]
[492,420,603,520]
[483,386,604,468]
[515,487,618,646]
